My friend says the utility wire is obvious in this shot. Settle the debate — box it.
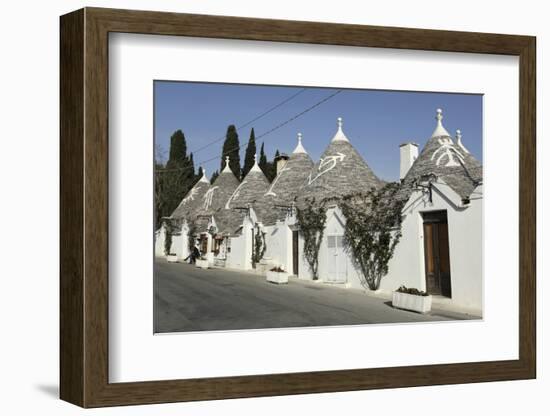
[157,89,343,173]
[190,88,307,155]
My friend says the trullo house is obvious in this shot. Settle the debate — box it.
[155,109,483,314]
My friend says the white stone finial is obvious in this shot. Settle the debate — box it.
[199,166,209,183]
[222,155,232,173]
[249,153,262,173]
[455,129,470,154]
[293,132,307,154]
[331,116,349,142]
[431,108,450,138]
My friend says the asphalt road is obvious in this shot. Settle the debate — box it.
[154,259,476,333]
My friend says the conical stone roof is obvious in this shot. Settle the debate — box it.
[298,117,382,205]
[402,109,482,201]
[170,170,211,221]
[215,155,270,235]
[203,157,240,214]
[187,157,242,232]
[259,133,314,225]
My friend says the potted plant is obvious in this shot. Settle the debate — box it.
[392,286,432,314]
[166,253,178,263]
[266,266,289,284]
[195,256,209,270]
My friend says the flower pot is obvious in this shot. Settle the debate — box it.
[166,254,178,263]
[196,259,209,269]
[266,271,289,284]
[392,291,432,314]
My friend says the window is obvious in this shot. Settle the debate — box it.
[327,235,344,248]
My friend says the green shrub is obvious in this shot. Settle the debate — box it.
[396,285,429,296]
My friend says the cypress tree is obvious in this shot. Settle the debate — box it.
[210,170,219,184]
[154,161,165,230]
[196,166,204,181]
[264,149,280,182]
[188,152,196,183]
[264,162,274,182]
[166,130,187,168]
[259,142,268,173]
[160,130,197,222]
[242,128,257,178]
[221,125,241,179]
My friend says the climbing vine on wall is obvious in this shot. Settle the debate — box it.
[339,182,406,291]
[163,218,180,255]
[251,225,266,268]
[187,219,198,252]
[296,198,327,280]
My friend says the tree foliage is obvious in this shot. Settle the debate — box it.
[296,198,327,280]
[258,143,279,182]
[339,183,405,290]
[187,219,198,252]
[266,149,280,182]
[164,223,173,256]
[251,225,267,268]
[167,129,187,165]
[221,125,241,179]
[155,130,196,229]
[242,128,257,178]
[163,218,181,256]
[259,142,268,172]
[210,170,219,184]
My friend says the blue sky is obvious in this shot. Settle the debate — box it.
[154,81,482,181]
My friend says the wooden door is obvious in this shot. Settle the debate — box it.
[423,211,452,297]
[200,235,208,255]
[326,235,346,283]
[292,231,299,276]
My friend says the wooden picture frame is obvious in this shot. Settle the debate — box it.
[60,7,536,408]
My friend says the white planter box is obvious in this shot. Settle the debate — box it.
[166,254,178,263]
[196,259,209,269]
[266,271,289,284]
[392,291,432,314]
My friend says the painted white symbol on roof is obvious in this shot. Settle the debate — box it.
[265,165,291,197]
[203,186,219,210]
[431,138,464,167]
[180,186,199,206]
[225,181,247,209]
[307,152,346,185]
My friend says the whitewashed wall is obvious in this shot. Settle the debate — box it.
[264,222,294,273]
[380,184,483,314]
[226,217,255,270]
[154,222,190,260]
[290,190,483,314]
[170,233,185,260]
[154,224,166,257]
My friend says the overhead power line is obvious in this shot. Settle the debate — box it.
[190,88,308,155]
[157,89,343,173]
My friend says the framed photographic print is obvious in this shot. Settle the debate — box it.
[60,7,536,408]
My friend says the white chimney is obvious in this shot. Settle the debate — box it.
[400,142,419,180]
[274,153,289,175]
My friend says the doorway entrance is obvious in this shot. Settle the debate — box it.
[326,235,346,283]
[292,230,299,276]
[422,211,452,297]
